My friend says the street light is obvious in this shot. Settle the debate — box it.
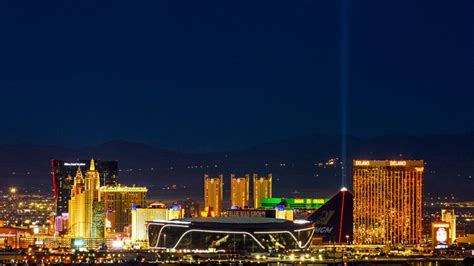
[9,187,17,194]
[344,235,350,263]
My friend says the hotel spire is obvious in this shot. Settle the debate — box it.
[90,158,96,171]
[75,166,83,179]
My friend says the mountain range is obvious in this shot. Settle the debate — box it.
[1,133,473,200]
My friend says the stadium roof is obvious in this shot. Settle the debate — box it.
[181,217,288,224]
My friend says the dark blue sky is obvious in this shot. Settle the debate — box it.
[0,1,472,151]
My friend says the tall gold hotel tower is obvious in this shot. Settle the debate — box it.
[204,174,224,216]
[69,159,101,237]
[253,174,272,209]
[231,174,250,208]
[353,160,424,244]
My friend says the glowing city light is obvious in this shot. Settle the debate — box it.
[73,239,85,247]
[293,219,311,224]
[111,240,124,249]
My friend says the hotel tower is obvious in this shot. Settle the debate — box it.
[68,159,103,238]
[230,174,250,208]
[204,174,224,216]
[353,160,424,244]
[253,173,272,208]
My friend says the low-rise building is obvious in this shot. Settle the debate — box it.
[131,202,183,248]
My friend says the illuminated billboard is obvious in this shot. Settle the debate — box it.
[432,222,451,249]
[261,197,328,210]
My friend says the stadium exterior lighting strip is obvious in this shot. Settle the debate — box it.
[147,222,190,248]
[172,229,266,250]
[253,228,314,249]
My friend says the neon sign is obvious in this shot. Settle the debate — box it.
[64,163,86,166]
[389,161,406,166]
[354,160,370,166]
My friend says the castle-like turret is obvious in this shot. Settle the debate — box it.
[68,159,103,238]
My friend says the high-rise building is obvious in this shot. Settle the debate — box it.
[68,159,103,238]
[131,203,183,247]
[84,159,102,238]
[68,167,86,237]
[99,185,147,234]
[51,159,118,215]
[441,209,456,242]
[353,160,424,245]
[204,174,223,216]
[54,213,69,236]
[253,173,272,209]
[230,174,249,208]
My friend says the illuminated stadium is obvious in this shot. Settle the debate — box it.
[147,217,314,252]
[147,188,353,252]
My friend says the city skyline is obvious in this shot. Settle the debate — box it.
[0,0,473,263]
[1,133,472,199]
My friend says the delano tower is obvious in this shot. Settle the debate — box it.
[353,160,424,245]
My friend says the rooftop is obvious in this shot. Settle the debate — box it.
[181,217,288,224]
[99,186,148,192]
[353,160,424,167]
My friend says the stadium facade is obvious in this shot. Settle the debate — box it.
[147,217,314,252]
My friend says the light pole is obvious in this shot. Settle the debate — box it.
[345,235,350,261]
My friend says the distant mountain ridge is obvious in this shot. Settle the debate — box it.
[0,133,473,199]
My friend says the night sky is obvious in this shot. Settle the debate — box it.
[0,1,472,152]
